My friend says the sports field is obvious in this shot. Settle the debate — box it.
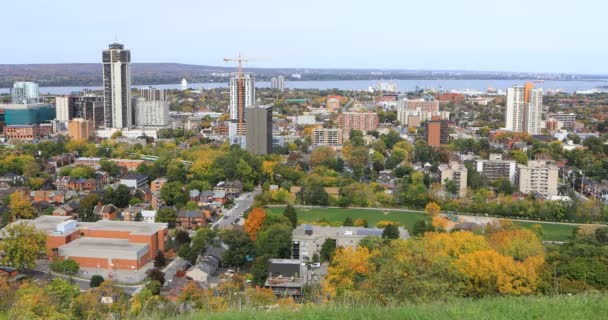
[265,206,578,241]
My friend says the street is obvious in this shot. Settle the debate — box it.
[212,191,258,229]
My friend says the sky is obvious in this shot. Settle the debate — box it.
[1,0,606,74]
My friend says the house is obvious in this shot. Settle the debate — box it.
[120,174,149,190]
[150,178,167,194]
[33,190,65,205]
[52,202,79,218]
[122,206,144,221]
[141,210,157,223]
[0,266,23,286]
[264,259,306,301]
[189,189,201,202]
[212,191,227,204]
[186,255,220,283]
[176,211,206,230]
[68,178,97,192]
[55,176,71,191]
[0,173,25,187]
[199,190,215,203]
[213,180,242,198]
[94,204,119,220]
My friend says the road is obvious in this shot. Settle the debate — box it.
[212,190,259,230]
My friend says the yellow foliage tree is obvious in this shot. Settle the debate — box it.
[244,208,267,240]
[375,220,399,228]
[424,202,441,216]
[431,216,449,231]
[456,250,544,296]
[488,229,544,261]
[421,231,490,260]
[262,160,276,178]
[323,246,371,297]
[9,191,36,220]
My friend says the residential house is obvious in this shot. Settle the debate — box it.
[0,266,22,286]
[176,210,206,229]
[122,206,144,221]
[33,190,66,205]
[213,180,242,198]
[52,202,79,219]
[189,189,201,202]
[264,259,306,301]
[199,190,215,204]
[212,191,227,204]
[94,204,119,220]
[141,210,157,223]
[150,177,167,193]
[67,178,97,192]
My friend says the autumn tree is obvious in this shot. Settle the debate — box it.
[244,208,267,240]
[488,229,544,261]
[0,221,46,269]
[323,246,371,297]
[310,146,337,169]
[424,202,441,216]
[8,191,36,220]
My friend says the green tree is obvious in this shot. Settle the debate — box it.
[154,251,166,268]
[320,238,337,262]
[0,222,46,269]
[79,193,100,222]
[220,230,254,267]
[283,205,298,228]
[343,217,354,226]
[146,280,162,295]
[382,224,400,239]
[90,275,104,288]
[45,278,80,311]
[256,224,292,259]
[155,207,177,228]
[160,181,187,207]
[100,159,122,177]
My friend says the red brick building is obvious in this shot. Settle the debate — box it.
[437,93,465,104]
[337,112,379,140]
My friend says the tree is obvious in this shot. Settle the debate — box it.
[220,230,254,267]
[488,229,544,261]
[244,208,267,240]
[0,222,46,269]
[146,280,162,296]
[343,217,354,226]
[146,268,166,286]
[282,205,298,229]
[51,258,80,275]
[382,224,400,239]
[79,193,100,222]
[44,278,80,311]
[354,218,368,228]
[155,207,177,228]
[310,146,337,168]
[100,159,122,177]
[424,202,441,216]
[323,246,371,297]
[412,219,434,236]
[320,238,337,262]
[8,191,36,220]
[256,224,292,259]
[160,181,187,207]
[90,275,104,288]
[154,251,166,268]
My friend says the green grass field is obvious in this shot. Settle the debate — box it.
[181,294,608,320]
[266,206,578,242]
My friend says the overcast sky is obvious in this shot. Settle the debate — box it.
[1,0,605,74]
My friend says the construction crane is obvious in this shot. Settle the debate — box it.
[223,53,249,135]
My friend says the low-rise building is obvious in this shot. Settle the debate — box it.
[176,211,206,230]
[150,177,167,193]
[264,259,306,301]
[214,180,242,198]
[120,174,149,189]
[291,225,409,261]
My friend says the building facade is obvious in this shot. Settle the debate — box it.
[475,154,517,183]
[337,112,379,139]
[312,128,343,146]
[133,99,169,128]
[68,118,95,141]
[55,96,77,121]
[438,161,468,197]
[525,88,543,135]
[546,112,576,130]
[11,82,39,104]
[505,86,526,132]
[102,43,132,129]
[4,125,41,140]
[1,103,56,125]
[516,160,559,198]
[229,73,255,137]
[426,116,449,147]
[245,105,273,155]
[74,95,105,128]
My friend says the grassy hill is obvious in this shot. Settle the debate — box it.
[170,294,608,320]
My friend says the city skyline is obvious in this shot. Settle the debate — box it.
[1,0,607,74]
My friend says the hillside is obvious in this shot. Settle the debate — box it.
[174,294,607,320]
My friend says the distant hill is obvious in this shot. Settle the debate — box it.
[0,63,604,88]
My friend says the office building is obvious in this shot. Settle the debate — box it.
[291,224,409,261]
[139,87,166,101]
[505,86,526,132]
[426,116,448,147]
[11,82,39,104]
[312,128,343,146]
[102,43,132,129]
[68,118,95,141]
[475,154,517,184]
[245,105,273,155]
[55,96,77,121]
[337,112,379,139]
[516,160,559,198]
[0,103,56,125]
[546,112,576,130]
[438,161,468,197]
[73,95,105,128]
[133,99,169,128]
[229,73,255,137]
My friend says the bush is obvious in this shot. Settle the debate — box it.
[90,275,104,288]
[50,258,80,275]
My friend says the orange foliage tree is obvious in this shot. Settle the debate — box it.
[244,208,267,240]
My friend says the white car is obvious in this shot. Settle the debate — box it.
[311,262,321,268]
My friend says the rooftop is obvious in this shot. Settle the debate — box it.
[1,216,73,236]
[293,225,409,240]
[79,220,168,235]
[58,237,148,261]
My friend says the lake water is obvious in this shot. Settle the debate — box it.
[1,79,607,95]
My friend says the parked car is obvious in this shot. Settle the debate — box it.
[311,262,321,268]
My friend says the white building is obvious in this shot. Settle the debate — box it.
[312,128,343,146]
[475,154,517,184]
[133,99,169,128]
[11,82,39,104]
[505,86,525,132]
[516,160,559,198]
[525,88,543,135]
[180,78,188,91]
[438,161,468,197]
[55,96,71,121]
[141,210,157,223]
[102,43,132,129]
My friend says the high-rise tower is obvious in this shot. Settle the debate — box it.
[228,73,255,137]
[102,43,132,129]
[505,86,525,132]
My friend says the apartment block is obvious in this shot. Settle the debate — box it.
[426,116,449,147]
[516,160,559,198]
[337,112,379,139]
[438,161,468,197]
[68,118,95,141]
[475,154,517,183]
[312,128,343,146]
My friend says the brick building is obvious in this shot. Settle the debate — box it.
[3,125,41,140]
[337,112,379,140]
[425,116,449,147]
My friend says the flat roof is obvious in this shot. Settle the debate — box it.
[269,259,302,265]
[58,237,148,261]
[0,216,73,236]
[292,225,409,240]
[79,220,167,235]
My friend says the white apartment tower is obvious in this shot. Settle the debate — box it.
[525,88,543,135]
[505,86,526,132]
[102,43,132,129]
[11,82,39,104]
[229,73,255,137]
